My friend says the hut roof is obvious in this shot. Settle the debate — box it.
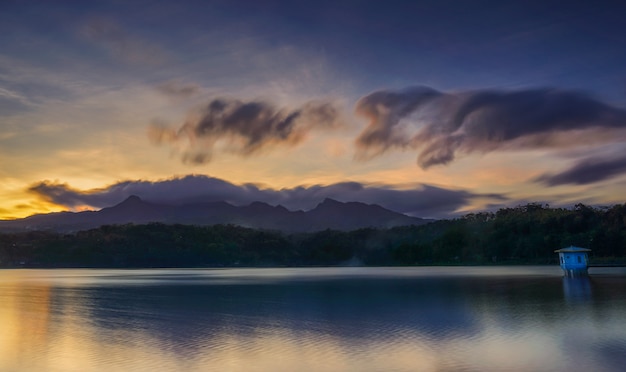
[554,245,591,253]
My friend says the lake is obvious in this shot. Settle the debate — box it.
[1,266,626,372]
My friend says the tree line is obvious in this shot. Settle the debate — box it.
[1,203,625,268]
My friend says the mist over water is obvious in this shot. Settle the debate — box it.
[1,267,625,372]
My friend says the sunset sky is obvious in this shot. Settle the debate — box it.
[2,0,626,219]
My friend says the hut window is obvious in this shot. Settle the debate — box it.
[577,256,582,263]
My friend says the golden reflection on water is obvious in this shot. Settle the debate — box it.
[0,272,52,371]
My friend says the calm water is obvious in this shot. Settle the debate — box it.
[1,266,626,372]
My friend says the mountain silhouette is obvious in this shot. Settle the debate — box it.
[0,196,432,233]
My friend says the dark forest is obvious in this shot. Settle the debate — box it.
[1,203,625,268]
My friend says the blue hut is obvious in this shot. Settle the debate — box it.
[554,246,591,276]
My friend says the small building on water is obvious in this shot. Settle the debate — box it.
[555,246,591,276]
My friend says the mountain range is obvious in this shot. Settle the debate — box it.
[0,196,432,233]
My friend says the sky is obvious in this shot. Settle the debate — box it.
[1,0,626,220]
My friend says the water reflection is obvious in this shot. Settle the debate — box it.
[563,275,593,302]
[0,272,52,371]
[1,267,626,372]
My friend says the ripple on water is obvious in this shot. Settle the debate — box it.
[2,267,626,372]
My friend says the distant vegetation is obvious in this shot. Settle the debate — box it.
[1,203,625,268]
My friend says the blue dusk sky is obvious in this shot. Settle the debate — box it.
[1,0,626,219]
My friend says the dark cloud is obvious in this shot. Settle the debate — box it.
[535,154,626,186]
[149,97,343,163]
[354,86,442,158]
[28,175,504,219]
[156,81,200,99]
[355,86,626,168]
[29,181,114,209]
[29,176,255,209]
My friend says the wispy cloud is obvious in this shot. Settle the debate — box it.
[28,175,504,218]
[81,18,168,65]
[149,97,344,164]
[0,86,32,105]
[0,86,34,115]
[355,86,626,168]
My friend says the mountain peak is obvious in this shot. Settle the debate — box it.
[105,195,146,211]
[117,195,143,206]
